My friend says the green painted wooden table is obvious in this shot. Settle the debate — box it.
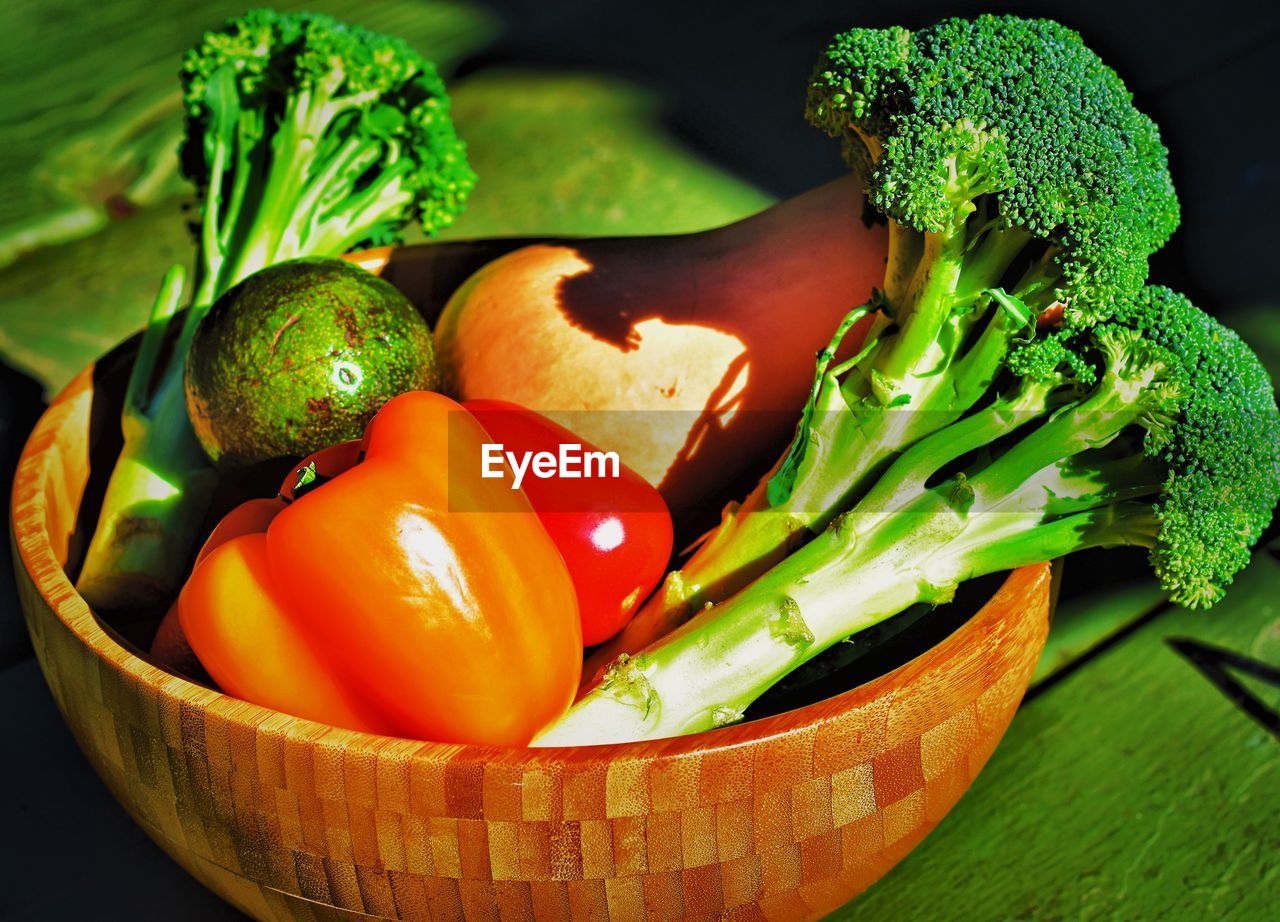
[2,1,1277,918]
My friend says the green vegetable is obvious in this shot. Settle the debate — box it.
[185,257,440,474]
[588,13,1181,675]
[76,10,474,608]
[537,286,1280,744]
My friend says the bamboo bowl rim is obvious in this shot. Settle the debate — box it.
[11,339,1050,771]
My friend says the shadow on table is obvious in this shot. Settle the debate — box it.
[1,357,46,669]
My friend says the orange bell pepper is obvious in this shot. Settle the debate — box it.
[180,532,394,733]
[152,441,361,678]
[176,441,387,733]
[150,496,283,679]
[181,393,582,746]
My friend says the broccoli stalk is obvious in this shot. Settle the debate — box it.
[586,15,1180,680]
[537,288,1280,744]
[77,11,474,608]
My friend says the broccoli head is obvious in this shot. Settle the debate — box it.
[940,285,1279,610]
[588,16,1194,674]
[179,8,476,302]
[1092,288,1278,606]
[807,14,1179,321]
[768,15,1186,526]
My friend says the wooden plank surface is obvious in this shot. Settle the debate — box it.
[839,550,1280,920]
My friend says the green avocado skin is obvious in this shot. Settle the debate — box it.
[185,257,441,474]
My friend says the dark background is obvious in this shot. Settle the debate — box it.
[2,1,1278,918]
[461,0,1280,310]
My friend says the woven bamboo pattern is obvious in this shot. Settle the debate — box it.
[11,356,1051,921]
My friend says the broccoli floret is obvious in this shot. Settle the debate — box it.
[1003,287,1280,606]
[792,17,1178,465]
[807,15,1178,320]
[77,10,474,608]
[779,15,1180,498]
[1112,288,1280,606]
[538,289,1280,744]
[179,8,475,302]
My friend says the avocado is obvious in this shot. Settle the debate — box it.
[185,257,441,474]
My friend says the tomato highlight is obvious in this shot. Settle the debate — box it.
[465,400,674,646]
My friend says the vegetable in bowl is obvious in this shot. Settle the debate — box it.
[537,287,1280,744]
[433,178,886,518]
[536,15,1280,744]
[181,391,584,746]
[463,400,675,646]
[184,257,441,475]
[588,13,1182,678]
[171,397,677,739]
[76,9,475,609]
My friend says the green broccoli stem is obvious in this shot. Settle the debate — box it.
[583,218,1041,682]
[76,111,239,609]
[308,166,414,255]
[541,377,1163,745]
[538,477,1154,746]
[76,268,218,608]
[850,378,1056,517]
[542,507,937,744]
[77,91,415,611]
[219,93,324,288]
[883,220,924,306]
[969,364,1165,508]
[76,371,217,608]
[771,223,1035,525]
[77,111,246,610]
[223,85,384,287]
[874,225,969,384]
[198,135,230,293]
[218,112,262,262]
[1018,454,1163,518]
[286,134,376,241]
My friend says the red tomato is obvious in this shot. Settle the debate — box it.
[465,400,674,646]
[278,439,362,501]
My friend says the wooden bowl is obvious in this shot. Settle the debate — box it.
[10,259,1051,920]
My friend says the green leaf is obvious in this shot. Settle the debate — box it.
[984,286,1036,342]
[436,70,772,240]
[293,461,318,494]
[0,0,499,393]
[766,304,872,507]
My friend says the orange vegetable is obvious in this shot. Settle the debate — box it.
[181,392,582,745]
[267,391,582,744]
[434,177,885,519]
[174,442,382,731]
[151,441,361,676]
[179,532,390,733]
